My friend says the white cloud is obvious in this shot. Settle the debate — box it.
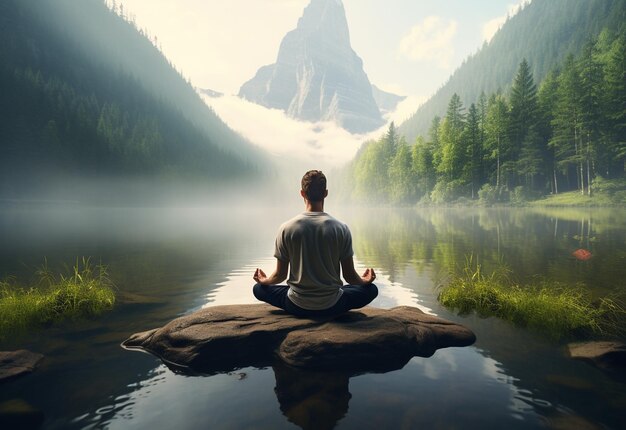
[482,0,529,43]
[201,94,388,170]
[384,95,427,128]
[397,16,458,69]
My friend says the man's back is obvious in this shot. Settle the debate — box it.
[274,212,353,310]
[253,169,376,317]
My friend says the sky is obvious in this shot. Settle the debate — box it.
[119,0,527,167]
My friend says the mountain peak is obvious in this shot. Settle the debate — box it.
[296,0,349,44]
[238,0,383,134]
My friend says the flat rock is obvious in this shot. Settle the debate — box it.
[122,304,476,374]
[567,341,626,370]
[0,350,44,383]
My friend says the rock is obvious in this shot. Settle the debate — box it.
[371,85,406,116]
[0,350,44,383]
[0,399,44,430]
[238,0,385,133]
[122,304,475,374]
[567,341,626,370]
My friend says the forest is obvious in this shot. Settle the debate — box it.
[399,0,626,141]
[0,0,260,199]
[344,29,626,205]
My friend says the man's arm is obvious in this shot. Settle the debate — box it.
[253,259,289,285]
[341,256,376,285]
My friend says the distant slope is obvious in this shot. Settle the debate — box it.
[0,0,263,198]
[399,0,626,141]
[372,85,406,116]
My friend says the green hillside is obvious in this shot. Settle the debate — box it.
[399,0,626,142]
[0,0,262,200]
[343,26,626,205]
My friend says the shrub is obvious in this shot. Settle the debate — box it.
[478,184,509,204]
[431,180,464,203]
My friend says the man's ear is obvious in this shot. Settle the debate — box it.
[300,189,306,198]
[324,190,328,198]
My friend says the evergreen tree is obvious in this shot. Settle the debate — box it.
[577,38,604,194]
[550,54,584,193]
[389,138,415,204]
[485,92,509,188]
[428,116,442,169]
[537,70,560,193]
[412,136,436,198]
[604,33,626,175]
[437,94,466,181]
[509,59,540,188]
[463,103,483,198]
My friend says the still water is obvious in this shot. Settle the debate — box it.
[1,204,625,429]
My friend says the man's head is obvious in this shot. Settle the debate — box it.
[301,170,328,202]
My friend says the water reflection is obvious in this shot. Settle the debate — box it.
[201,257,434,315]
[342,207,626,297]
[1,206,625,429]
[273,362,351,430]
[83,344,549,429]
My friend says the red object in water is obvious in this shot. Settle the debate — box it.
[572,248,592,261]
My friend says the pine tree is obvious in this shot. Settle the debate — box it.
[550,54,584,193]
[604,33,626,175]
[485,92,509,188]
[509,59,540,188]
[463,103,483,198]
[437,94,466,181]
[412,136,436,198]
[537,70,560,193]
[577,39,604,195]
[389,139,415,204]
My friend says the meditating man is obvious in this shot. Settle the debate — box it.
[253,169,378,317]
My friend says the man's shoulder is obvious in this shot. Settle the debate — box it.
[278,212,348,232]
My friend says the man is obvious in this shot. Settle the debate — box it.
[253,170,378,317]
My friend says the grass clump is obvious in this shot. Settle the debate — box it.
[438,256,625,340]
[0,258,115,339]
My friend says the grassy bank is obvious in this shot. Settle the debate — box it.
[438,257,625,340]
[0,258,115,339]
[530,178,626,207]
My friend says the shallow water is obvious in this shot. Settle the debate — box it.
[1,205,625,429]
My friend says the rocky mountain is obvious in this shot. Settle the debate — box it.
[372,85,406,116]
[197,88,224,98]
[238,0,385,134]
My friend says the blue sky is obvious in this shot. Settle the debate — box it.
[344,0,527,98]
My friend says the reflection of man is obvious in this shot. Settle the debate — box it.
[253,170,378,317]
[272,362,351,430]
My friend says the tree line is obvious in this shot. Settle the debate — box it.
[346,29,626,204]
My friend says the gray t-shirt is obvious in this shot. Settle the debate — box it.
[274,212,354,310]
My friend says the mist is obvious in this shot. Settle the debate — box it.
[201,92,424,172]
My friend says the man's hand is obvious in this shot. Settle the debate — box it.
[253,268,269,285]
[253,260,288,286]
[361,268,376,284]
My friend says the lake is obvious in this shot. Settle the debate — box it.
[1,204,625,429]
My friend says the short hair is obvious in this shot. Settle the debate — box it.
[301,170,327,202]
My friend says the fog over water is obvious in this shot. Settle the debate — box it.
[2,204,625,429]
